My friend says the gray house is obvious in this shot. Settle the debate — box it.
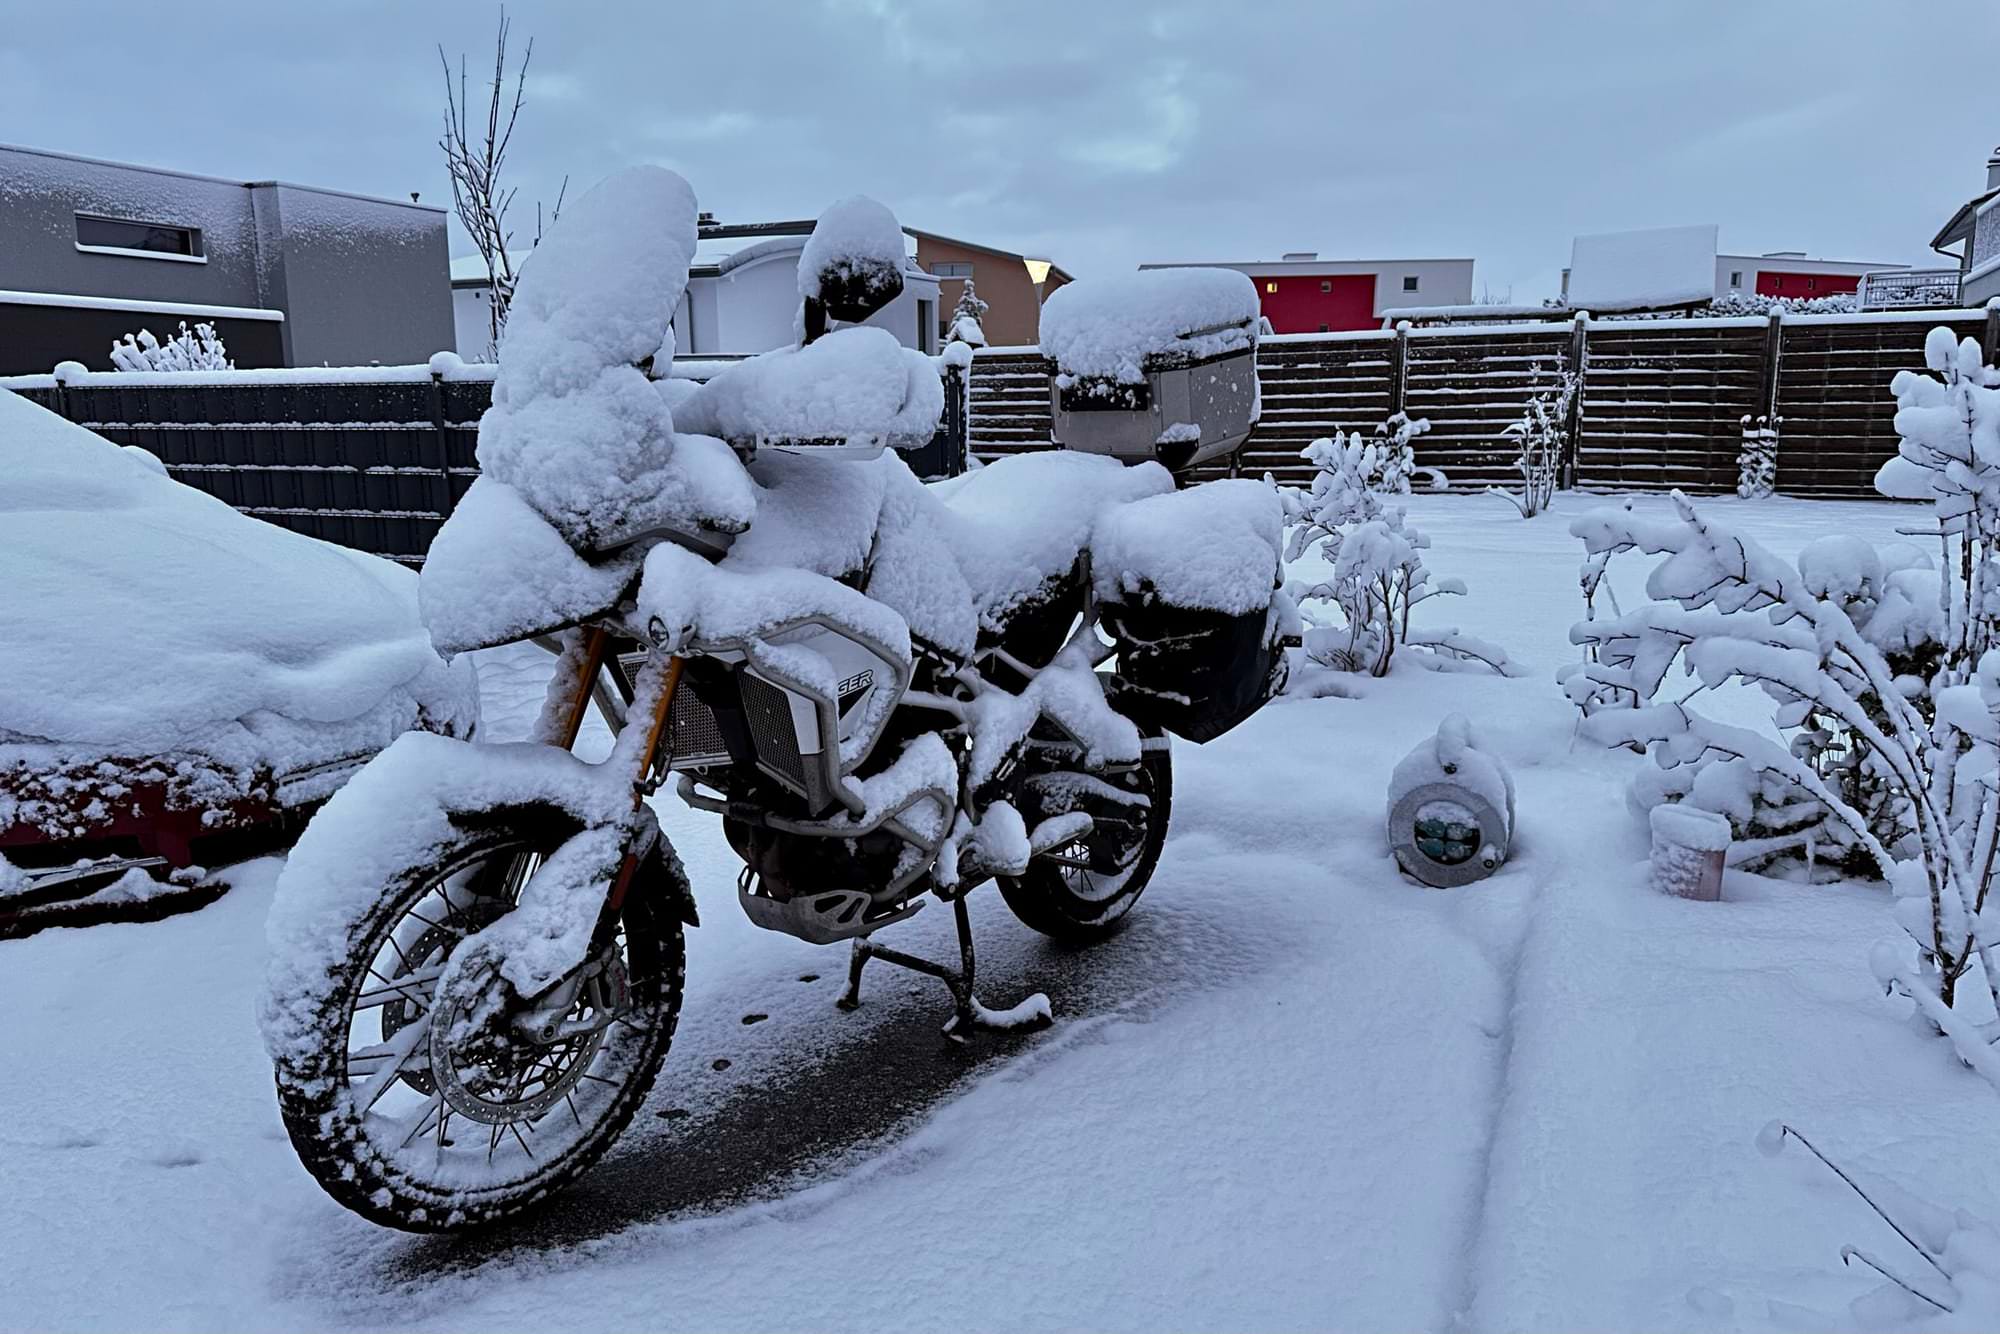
[1925,148,2000,308]
[0,143,454,374]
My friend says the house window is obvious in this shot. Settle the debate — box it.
[1730,270,1743,288]
[1265,281,1278,294]
[1320,280,1332,293]
[75,212,204,261]
[931,261,973,279]
[1402,275,1420,292]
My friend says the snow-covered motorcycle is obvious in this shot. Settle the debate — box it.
[260,168,1292,1231]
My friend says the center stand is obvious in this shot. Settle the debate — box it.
[836,891,1053,1041]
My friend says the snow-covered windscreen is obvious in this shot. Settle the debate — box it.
[1566,225,1717,312]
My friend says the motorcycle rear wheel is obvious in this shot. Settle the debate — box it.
[998,730,1172,945]
[271,807,683,1232]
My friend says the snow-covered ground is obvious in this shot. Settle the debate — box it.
[8,491,1997,1332]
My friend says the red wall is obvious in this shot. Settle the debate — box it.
[1256,274,1377,333]
[1754,270,1861,299]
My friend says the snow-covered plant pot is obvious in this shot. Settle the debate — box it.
[1648,803,1729,901]
[1040,268,1261,474]
[1387,715,1515,887]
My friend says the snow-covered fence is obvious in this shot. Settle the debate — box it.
[4,356,969,563]
[967,307,2000,498]
[4,363,499,564]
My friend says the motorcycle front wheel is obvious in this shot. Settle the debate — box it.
[270,807,683,1232]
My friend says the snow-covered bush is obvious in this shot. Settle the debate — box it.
[108,322,231,373]
[1490,364,1575,518]
[1707,291,1858,318]
[1282,413,1514,678]
[1570,514,1944,879]
[1567,330,2000,1024]
[946,280,988,348]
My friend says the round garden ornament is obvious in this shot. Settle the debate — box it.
[1388,713,1515,888]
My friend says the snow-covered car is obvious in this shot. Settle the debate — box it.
[0,388,478,929]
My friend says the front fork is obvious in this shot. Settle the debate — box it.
[521,625,687,937]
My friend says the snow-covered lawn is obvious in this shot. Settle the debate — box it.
[8,491,1998,1332]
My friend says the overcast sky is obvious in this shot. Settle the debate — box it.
[2,0,1995,301]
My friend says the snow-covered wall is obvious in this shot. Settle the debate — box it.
[249,183,453,368]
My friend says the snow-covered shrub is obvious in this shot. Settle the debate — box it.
[1737,414,1778,499]
[1564,325,2000,1022]
[946,280,988,348]
[1282,413,1514,678]
[108,322,231,373]
[1490,363,1575,518]
[1707,291,1858,318]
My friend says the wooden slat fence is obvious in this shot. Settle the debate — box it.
[7,358,968,563]
[969,308,2000,499]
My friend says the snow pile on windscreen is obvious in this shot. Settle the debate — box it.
[797,195,907,303]
[674,327,943,450]
[0,389,476,833]
[1040,268,1260,383]
[475,166,753,551]
[1091,478,1283,614]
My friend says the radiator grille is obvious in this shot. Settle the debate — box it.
[737,672,830,810]
[666,686,731,770]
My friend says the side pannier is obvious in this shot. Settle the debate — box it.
[1092,479,1294,743]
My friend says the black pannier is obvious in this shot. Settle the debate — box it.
[1103,588,1286,744]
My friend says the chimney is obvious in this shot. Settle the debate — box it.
[697,210,718,228]
[1987,147,2000,192]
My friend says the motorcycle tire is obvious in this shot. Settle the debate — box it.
[270,804,684,1232]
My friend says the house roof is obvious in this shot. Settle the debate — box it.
[1932,188,1998,252]
[905,228,1073,283]
[0,141,444,215]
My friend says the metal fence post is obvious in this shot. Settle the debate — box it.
[1560,312,1588,489]
[1388,321,1409,421]
[1983,299,2000,368]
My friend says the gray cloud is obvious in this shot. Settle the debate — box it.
[0,0,1992,301]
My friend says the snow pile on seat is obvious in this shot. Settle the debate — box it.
[0,389,476,832]
[922,451,1175,646]
[1039,267,1260,384]
[475,166,755,550]
[797,195,907,303]
[1092,478,1283,614]
[673,327,943,450]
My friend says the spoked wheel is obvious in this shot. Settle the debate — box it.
[998,726,1173,944]
[271,811,683,1232]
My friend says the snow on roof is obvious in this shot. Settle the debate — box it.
[0,141,445,214]
[0,288,283,321]
[1566,225,1718,310]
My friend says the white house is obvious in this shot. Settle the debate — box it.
[452,221,942,361]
